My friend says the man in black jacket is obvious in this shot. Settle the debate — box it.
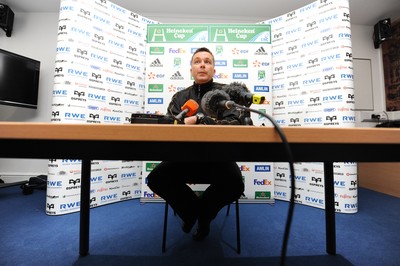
[147,47,244,241]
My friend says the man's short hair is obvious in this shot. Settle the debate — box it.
[191,47,214,64]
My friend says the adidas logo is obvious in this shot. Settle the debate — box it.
[150,58,163,67]
[255,46,268,55]
[170,71,184,80]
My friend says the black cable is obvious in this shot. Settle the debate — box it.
[233,103,295,266]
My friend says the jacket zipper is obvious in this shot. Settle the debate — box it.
[197,84,201,102]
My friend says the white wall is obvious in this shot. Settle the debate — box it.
[0,13,58,182]
[0,12,395,182]
[351,24,400,127]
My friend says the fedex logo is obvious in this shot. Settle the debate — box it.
[254,179,272,185]
[143,191,155,198]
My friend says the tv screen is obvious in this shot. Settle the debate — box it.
[0,49,40,109]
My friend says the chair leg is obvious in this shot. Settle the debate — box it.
[162,202,169,253]
[226,200,241,254]
[235,199,241,254]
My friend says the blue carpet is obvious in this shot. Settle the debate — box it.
[0,186,399,266]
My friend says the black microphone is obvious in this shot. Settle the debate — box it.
[174,99,199,121]
[201,89,234,117]
[222,82,265,107]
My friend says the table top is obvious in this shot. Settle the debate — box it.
[1,122,400,162]
[1,122,400,144]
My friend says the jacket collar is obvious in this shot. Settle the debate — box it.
[194,79,214,91]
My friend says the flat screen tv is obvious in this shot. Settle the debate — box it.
[0,49,40,109]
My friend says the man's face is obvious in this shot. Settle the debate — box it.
[190,51,215,85]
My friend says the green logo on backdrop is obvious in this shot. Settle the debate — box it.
[258,70,266,81]
[147,24,271,43]
[216,45,223,55]
[210,25,271,43]
[149,47,164,55]
[233,59,248,68]
[174,57,181,67]
[146,162,160,171]
[255,191,271,199]
[148,26,209,43]
[148,84,164,93]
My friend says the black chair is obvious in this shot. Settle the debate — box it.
[162,198,241,254]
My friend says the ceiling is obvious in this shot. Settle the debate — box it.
[2,0,400,26]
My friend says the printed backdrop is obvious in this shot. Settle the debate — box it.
[141,24,274,204]
[264,0,357,213]
[47,0,155,215]
[47,0,357,215]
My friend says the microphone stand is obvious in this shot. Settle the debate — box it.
[242,110,253,125]
[240,101,253,126]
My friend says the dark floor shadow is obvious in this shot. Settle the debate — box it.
[226,254,354,266]
[73,254,353,266]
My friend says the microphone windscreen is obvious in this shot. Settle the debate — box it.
[222,82,249,106]
[181,99,199,116]
[201,89,230,117]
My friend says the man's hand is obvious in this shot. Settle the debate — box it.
[184,115,197,124]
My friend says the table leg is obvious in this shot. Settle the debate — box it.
[324,162,336,255]
[79,159,91,256]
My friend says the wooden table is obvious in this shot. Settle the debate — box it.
[1,122,400,256]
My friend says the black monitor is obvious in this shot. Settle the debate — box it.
[0,49,40,109]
